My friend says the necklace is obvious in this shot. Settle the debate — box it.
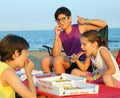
[92,63,96,75]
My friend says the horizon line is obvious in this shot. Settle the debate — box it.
[0,27,120,32]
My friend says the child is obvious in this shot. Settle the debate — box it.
[0,34,36,98]
[41,6,107,74]
[71,30,120,88]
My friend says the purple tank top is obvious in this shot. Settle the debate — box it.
[60,24,82,56]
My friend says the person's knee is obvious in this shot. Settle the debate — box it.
[40,56,52,72]
[102,73,112,83]
[40,57,46,66]
[40,56,51,68]
[102,73,117,87]
[71,69,76,75]
[53,56,63,66]
[53,56,65,73]
[71,69,80,75]
[54,56,70,66]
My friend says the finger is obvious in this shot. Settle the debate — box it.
[76,52,85,57]
[24,59,29,65]
[77,52,85,56]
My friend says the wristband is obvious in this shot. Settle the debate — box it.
[93,75,97,80]
[88,19,92,24]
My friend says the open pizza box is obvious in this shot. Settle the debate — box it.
[36,73,86,86]
[36,73,99,96]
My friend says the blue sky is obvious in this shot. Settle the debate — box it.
[0,0,120,31]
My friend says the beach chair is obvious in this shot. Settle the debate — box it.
[98,25,108,42]
[42,45,64,56]
[42,45,53,56]
[42,25,108,71]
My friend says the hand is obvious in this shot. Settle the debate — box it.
[86,75,94,81]
[54,25,63,36]
[71,54,79,62]
[76,51,86,57]
[24,59,34,74]
[70,51,85,62]
[77,16,88,25]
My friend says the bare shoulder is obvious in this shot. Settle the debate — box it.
[99,47,110,58]
[78,24,87,34]
[2,68,15,77]
[1,68,19,86]
[2,68,17,81]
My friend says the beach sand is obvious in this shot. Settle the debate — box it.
[28,50,49,70]
[28,50,119,70]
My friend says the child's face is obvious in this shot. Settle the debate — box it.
[80,37,94,56]
[16,49,29,68]
[56,14,71,30]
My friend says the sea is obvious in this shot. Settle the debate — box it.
[0,28,120,51]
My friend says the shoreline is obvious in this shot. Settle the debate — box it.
[28,50,119,70]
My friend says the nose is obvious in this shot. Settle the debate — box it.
[81,44,83,49]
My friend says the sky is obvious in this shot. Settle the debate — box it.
[0,0,120,31]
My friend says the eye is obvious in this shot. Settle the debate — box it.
[56,17,69,23]
[83,43,86,46]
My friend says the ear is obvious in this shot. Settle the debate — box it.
[12,50,20,59]
[93,42,98,47]
[69,16,72,22]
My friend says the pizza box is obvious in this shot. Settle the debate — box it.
[37,80,99,96]
[36,73,86,87]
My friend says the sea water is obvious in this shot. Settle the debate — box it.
[0,28,120,51]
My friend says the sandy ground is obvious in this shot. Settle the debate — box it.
[28,50,119,70]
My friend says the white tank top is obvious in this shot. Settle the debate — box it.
[90,47,120,81]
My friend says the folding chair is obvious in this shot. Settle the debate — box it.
[42,45,64,56]
[98,25,108,42]
[42,45,53,56]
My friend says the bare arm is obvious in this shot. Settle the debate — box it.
[24,59,36,98]
[52,25,62,56]
[75,56,91,71]
[90,48,116,81]
[96,48,116,78]
[2,60,36,98]
[71,52,91,71]
[77,16,107,34]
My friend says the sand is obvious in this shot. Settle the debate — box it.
[28,50,49,70]
[28,50,119,70]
